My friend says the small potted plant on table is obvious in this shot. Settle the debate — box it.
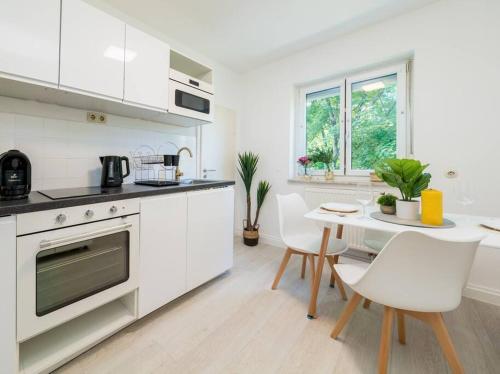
[377,193,397,215]
[238,152,271,246]
[375,158,431,220]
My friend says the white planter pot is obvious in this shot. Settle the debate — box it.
[396,200,420,220]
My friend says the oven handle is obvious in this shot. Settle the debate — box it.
[39,223,133,250]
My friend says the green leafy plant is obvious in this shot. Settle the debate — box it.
[237,152,271,231]
[309,147,334,172]
[377,193,397,207]
[374,158,431,201]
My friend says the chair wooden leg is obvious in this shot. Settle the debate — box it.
[300,254,307,279]
[428,313,464,374]
[271,248,292,290]
[330,292,362,339]
[378,306,394,374]
[329,254,340,287]
[327,256,347,301]
[363,299,372,309]
[329,266,336,287]
[396,310,406,345]
[308,254,316,292]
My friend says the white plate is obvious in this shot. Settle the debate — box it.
[320,202,359,213]
[480,219,500,232]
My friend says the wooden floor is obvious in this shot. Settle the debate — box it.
[56,240,500,374]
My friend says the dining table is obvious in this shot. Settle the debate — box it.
[304,205,500,319]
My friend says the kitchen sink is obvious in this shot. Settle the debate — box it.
[179,179,218,185]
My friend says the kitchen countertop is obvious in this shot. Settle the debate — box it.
[0,180,235,216]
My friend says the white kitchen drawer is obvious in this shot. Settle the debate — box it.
[17,199,140,236]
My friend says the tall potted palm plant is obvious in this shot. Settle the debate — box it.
[238,152,271,246]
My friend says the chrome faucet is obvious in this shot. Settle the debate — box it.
[175,147,193,181]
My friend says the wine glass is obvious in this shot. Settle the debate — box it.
[455,180,475,223]
[356,183,373,219]
[456,180,474,209]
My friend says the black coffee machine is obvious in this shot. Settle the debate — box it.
[0,150,31,200]
[99,156,130,188]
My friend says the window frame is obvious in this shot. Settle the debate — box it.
[345,63,408,176]
[295,78,345,176]
[294,62,408,178]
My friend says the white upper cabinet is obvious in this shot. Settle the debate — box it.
[0,0,60,86]
[60,0,125,100]
[124,25,170,111]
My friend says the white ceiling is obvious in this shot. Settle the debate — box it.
[99,0,437,72]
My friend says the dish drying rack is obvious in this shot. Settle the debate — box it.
[131,147,180,186]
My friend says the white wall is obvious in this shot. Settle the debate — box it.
[0,97,198,190]
[237,0,500,304]
[238,0,500,239]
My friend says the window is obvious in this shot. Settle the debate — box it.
[295,63,408,177]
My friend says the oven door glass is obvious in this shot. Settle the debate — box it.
[36,231,129,316]
[175,89,210,114]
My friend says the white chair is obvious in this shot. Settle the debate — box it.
[272,193,349,300]
[330,231,483,374]
[363,228,394,252]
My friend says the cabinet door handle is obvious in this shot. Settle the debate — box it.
[203,169,216,172]
[39,223,132,250]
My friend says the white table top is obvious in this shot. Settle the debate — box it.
[305,205,500,249]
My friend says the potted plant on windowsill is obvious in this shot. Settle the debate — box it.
[297,156,312,181]
[238,152,272,246]
[377,193,397,215]
[310,147,335,181]
[375,158,431,220]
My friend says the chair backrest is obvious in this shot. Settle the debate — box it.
[353,231,483,312]
[276,193,320,245]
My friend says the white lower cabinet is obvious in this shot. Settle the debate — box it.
[138,187,234,317]
[186,187,234,290]
[0,216,17,374]
[138,193,188,318]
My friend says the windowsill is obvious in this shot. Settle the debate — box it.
[288,176,387,188]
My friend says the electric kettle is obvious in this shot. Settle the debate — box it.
[99,156,130,188]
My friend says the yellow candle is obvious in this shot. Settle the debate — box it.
[421,189,443,226]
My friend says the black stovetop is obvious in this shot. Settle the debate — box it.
[38,186,123,200]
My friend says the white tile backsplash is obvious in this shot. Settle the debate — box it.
[0,97,198,190]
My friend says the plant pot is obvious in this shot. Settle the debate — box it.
[324,171,334,181]
[380,205,396,215]
[243,228,259,246]
[396,200,420,220]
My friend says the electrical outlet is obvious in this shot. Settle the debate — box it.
[87,112,107,124]
[445,170,458,178]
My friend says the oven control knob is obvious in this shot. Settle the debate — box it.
[85,210,94,219]
[109,206,118,214]
[55,214,67,224]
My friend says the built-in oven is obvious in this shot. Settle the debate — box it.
[169,76,214,123]
[17,199,140,342]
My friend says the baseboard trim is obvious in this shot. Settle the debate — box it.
[234,230,284,248]
[464,283,500,306]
